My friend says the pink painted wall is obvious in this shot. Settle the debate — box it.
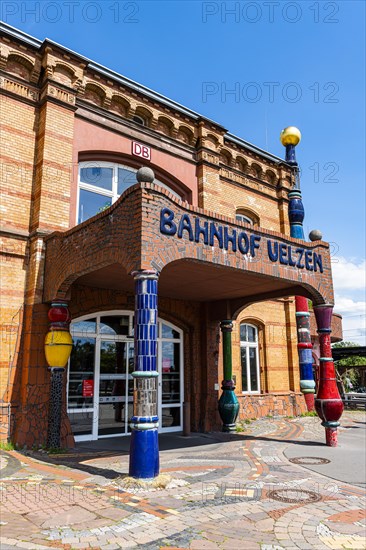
[70,118,198,226]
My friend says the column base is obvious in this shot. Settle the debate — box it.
[218,387,239,432]
[222,423,237,433]
[325,427,338,447]
[304,393,315,411]
[129,428,159,479]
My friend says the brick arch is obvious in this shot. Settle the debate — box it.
[43,185,143,301]
[157,115,174,136]
[265,169,277,185]
[250,162,263,179]
[134,105,153,126]
[204,133,219,150]
[84,82,106,106]
[235,206,260,226]
[230,283,326,320]
[235,155,249,173]
[52,62,75,86]
[177,125,194,145]
[219,148,233,166]
[110,95,131,117]
[6,52,34,80]
[56,261,131,301]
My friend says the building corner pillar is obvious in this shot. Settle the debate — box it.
[129,270,160,479]
[314,304,344,446]
[218,320,239,432]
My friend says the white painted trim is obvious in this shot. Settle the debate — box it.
[240,323,261,394]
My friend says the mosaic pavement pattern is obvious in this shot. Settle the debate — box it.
[1,412,365,549]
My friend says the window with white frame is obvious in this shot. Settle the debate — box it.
[78,161,180,224]
[240,323,260,393]
[235,208,259,227]
[236,213,254,225]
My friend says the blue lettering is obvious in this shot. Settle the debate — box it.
[177,214,194,241]
[160,208,177,235]
[224,227,237,252]
[305,250,313,271]
[313,252,323,273]
[279,243,288,265]
[288,245,296,266]
[296,248,305,269]
[195,217,209,244]
[267,240,278,262]
[238,231,249,254]
[209,222,223,248]
[250,235,261,257]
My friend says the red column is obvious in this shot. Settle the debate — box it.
[314,304,344,446]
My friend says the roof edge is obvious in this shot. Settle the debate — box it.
[1,22,289,167]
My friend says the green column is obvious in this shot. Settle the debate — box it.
[218,320,239,432]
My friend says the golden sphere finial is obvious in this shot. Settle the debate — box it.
[280,126,301,146]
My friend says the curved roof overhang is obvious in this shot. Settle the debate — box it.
[43,183,334,312]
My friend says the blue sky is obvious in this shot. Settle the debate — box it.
[2,0,365,343]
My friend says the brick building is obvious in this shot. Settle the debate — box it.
[0,23,342,449]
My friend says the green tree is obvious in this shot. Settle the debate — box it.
[332,341,364,391]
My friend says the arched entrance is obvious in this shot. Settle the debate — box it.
[67,311,183,441]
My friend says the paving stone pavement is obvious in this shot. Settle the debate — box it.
[1,411,365,549]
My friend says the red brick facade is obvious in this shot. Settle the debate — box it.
[0,23,340,446]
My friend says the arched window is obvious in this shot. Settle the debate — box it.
[236,213,253,226]
[77,161,180,224]
[240,323,260,393]
[235,208,259,227]
[133,115,145,126]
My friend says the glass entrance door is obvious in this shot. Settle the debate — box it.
[98,341,134,437]
[159,323,182,431]
[68,313,183,441]
[67,318,97,440]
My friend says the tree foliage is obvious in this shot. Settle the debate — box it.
[332,341,365,367]
[332,341,365,391]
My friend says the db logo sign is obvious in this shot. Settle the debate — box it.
[132,141,151,161]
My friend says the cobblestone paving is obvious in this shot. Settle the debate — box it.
[1,412,365,549]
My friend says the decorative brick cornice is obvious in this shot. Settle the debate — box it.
[0,74,39,102]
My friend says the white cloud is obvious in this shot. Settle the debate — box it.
[334,294,366,345]
[334,295,366,316]
[332,257,366,291]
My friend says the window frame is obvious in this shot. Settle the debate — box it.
[133,115,145,126]
[235,207,260,227]
[236,213,254,226]
[240,323,261,394]
[77,161,180,224]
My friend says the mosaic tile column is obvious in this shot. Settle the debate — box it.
[44,301,72,449]
[295,295,316,410]
[314,304,344,446]
[281,127,315,411]
[129,270,159,479]
[218,320,239,432]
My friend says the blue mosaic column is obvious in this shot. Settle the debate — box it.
[129,270,159,479]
